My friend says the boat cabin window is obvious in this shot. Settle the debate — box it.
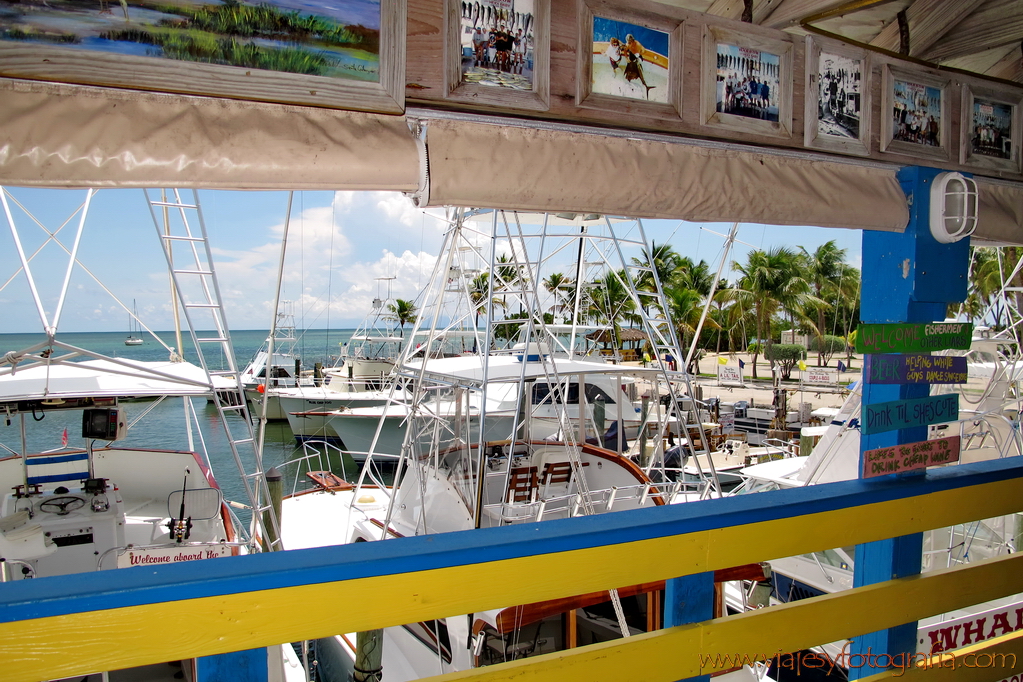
[531,383,616,406]
[402,620,452,664]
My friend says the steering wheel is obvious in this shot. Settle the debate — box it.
[39,496,86,516]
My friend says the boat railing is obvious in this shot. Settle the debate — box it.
[483,479,685,524]
[279,440,359,497]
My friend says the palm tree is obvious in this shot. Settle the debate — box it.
[799,241,846,366]
[728,247,814,379]
[589,269,635,351]
[631,241,683,294]
[664,284,720,372]
[385,299,418,338]
[543,272,573,319]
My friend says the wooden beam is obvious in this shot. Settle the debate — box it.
[705,0,745,20]
[869,0,986,57]
[759,0,852,30]
[921,0,1023,62]
[751,0,787,24]
[986,42,1023,82]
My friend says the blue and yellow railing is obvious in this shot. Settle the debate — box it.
[2,457,1023,682]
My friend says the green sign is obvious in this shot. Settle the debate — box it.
[862,394,959,435]
[855,322,973,354]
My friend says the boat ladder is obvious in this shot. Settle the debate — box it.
[144,188,282,552]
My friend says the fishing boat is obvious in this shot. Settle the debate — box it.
[278,294,410,443]
[124,299,143,346]
[277,210,754,680]
[0,186,304,681]
[242,301,314,420]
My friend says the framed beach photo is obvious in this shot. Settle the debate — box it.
[804,36,871,156]
[576,0,682,119]
[960,81,1022,174]
[701,25,793,138]
[445,0,550,111]
[880,64,950,161]
[0,0,406,113]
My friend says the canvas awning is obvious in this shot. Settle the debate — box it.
[415,114,912,233]
[0,78,421,191]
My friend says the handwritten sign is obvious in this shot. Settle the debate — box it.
[117,543,231,568]
[718,364,743,385]
[862,394,959,435]
[864,354,968,384]
[863,435,960,478]
[802,369,837,384]
[855,322,973,354]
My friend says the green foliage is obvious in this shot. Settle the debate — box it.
[746,341,762,355]
[809,334,846,351]
[809,334,845,366]
[766,343,806,380]
[3,28,79,43]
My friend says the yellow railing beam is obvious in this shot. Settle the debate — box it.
[416,553,1023,682]
[855,628,1023,681]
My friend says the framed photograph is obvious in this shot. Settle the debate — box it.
[880,64,950,161]
[445,0,550,111]
[0,0,405,114]
[960,81,1022,174]
[701,25,793,138]
[576,0,682,119]
[804,36,871,156]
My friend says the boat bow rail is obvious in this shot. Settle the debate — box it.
[2,457,1023,681]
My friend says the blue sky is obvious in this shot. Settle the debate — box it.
[0,188,862,334]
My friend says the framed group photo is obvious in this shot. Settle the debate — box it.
[576,0,682,119]
[880,63,950,161]
[445,0,550,111]
[701,25,793,138]
[0,0,406,113]
[960,81,1022,173]
[804,36,871,156]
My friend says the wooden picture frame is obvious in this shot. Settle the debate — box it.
[701,24,793,139]
[880,63,950,161]
[576,0,682,120]
[0,0,406,114]
[444,0,550,111]
[960,80,1023,174]
[804,36,871,157]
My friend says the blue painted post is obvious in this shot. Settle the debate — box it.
[666,571,713,682]
[195,648,269,682]
[851,166,971,678]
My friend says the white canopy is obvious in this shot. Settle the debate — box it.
[404,353,663,384]
[0,360,236,402]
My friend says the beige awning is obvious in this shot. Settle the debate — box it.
[418,116,911,232]
[976,179,1023,244]
[0,78,421,191]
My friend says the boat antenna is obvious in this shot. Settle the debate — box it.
[169,467,193,544]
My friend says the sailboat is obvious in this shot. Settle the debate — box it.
[124,299,143,346]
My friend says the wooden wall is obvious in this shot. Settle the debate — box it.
[405,0,1023,182]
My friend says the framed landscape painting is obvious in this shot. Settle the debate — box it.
[445,0,550,111]
[701,24,793,138]
[804,36,871,156]
[960,80,1022,174]
[0,0,406,113]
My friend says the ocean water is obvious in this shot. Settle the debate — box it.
[0,329,358,525]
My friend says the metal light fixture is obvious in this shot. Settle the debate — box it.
[929,171,978,244]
